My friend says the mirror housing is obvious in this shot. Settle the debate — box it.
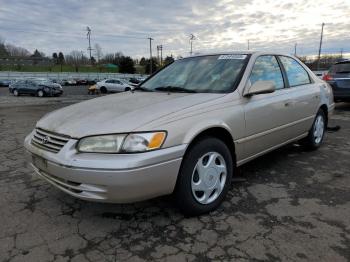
[244,80,276,96]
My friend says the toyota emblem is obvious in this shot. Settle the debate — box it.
[41,136,50,144]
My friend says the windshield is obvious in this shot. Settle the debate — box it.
[141,54,249,93]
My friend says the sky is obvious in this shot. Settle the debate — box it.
[0,0,349,59]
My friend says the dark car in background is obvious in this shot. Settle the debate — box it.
[9,79,63,97]
[0,79,12,87]
[323,60,350,102]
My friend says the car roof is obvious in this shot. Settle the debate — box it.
[185,50,296,59]
[335,60,350,65]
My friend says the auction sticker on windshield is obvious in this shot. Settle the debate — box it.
[218,54,247,60]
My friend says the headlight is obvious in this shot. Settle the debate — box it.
[122,132,166,152]
[77,134,126,153]
[77,132,166,153]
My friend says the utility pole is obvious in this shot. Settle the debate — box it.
[317,23,325,70]
[148,37,154,74]
[86,26,92,63]
[294,43,297,56]
[157,45,160,64]
[160,45,163,66]
[189,34,196,55]
[247,40,250,50]
[340,48,343,59]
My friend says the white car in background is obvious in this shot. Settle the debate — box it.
[96,79,133,93]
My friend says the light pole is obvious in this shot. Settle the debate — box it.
[190,34,196,55]
[317,23,325,70]
[157,45,163,66]
[86,26,92,63]
[148,37,154,74]
[247,40,250,50]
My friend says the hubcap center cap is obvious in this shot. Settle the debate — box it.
[204,168,218,187]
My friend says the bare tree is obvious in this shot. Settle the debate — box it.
[0,36,9,57]
[66,50,83,72]
[5,44,31,57]
[94,43,103,62]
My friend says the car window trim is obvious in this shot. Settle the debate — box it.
[275,55,290,88]
[247,54,286,91]
[277,55,313,88]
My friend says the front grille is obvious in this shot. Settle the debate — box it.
[31,128,70,153]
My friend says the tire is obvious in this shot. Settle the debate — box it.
[174,137,233,216]
[125,87,131,92]
[300,109,326,150]
[13,89,19,96]
[37,90,44,97]
[100,86,107,94]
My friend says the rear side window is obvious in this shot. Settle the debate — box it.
[329,63,350,74]
[279,56,311,87]
[249,55,284,90]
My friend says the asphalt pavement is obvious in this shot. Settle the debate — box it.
[0,90,349,261]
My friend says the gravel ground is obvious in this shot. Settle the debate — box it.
[0,93,349,262]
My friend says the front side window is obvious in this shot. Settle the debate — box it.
[249,56,284,90]
[279,56,311,87]
[141,54,249,93]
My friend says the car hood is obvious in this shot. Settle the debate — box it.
[36,91,226,138]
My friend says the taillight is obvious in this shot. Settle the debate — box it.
[322,74,333,81]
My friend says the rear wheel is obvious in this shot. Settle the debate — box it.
[174,137,233,216]
[100,86,107,94]
[301,109,326,150]
[13,89,19,96]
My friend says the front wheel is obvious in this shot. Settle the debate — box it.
[37,90,44,97]
[174,137,233,216]
[300,109,326,150]
[100,86,107,94]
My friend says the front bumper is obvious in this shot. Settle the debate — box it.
[24,131,186,203]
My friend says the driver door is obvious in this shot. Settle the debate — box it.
[241,55,297,162]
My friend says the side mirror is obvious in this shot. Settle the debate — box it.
[244,80,276,96]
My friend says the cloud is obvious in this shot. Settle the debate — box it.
[0,0,349,58]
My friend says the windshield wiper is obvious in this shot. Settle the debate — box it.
[154,86,197,93]
[133,86,153,92]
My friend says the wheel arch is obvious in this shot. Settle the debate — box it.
[319,104,328,126]
[183,126,236,165]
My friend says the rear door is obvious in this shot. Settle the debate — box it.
[109,80,124,92]
[104,80,113,90]
[277,56,320,134]
[20,80,32,94]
